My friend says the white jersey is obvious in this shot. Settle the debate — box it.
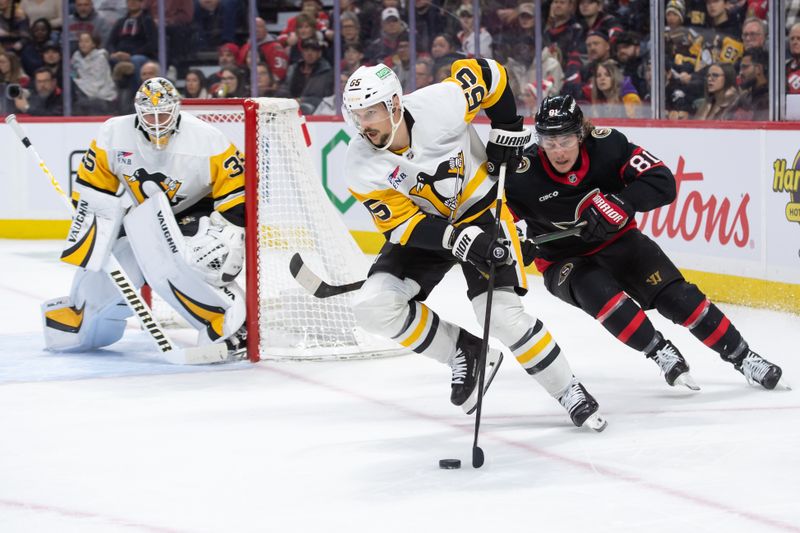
[346,58,509,245]
[75,112,245,224]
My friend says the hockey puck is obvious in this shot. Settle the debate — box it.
[439,459,461,469]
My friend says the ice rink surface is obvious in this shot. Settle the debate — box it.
[0,239,798,533]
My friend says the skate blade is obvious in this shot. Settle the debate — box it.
[776,378,792,391]
[674,372,701,391]
[583,412,608,432]
[463,350,504,415]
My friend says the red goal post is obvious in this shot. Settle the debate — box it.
[179,98,404,363]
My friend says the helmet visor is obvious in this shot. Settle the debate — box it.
[345,101,392,132]
[538,133,580,151]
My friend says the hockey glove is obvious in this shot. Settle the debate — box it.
[486,116,532,177]
[449,225,513,274]
[515,225,538,267]
[578,192,634,243]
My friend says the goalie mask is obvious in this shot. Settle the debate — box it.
[134,77,181,150]
[342,64,403,150]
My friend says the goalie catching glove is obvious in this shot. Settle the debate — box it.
[578,191,634,243]
[486,116,531,176]
[447,225,513,275]
[184,211,245,287]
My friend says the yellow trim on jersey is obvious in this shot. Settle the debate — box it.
[480,63,507,109]
[77,140,119,194]
[455,202,492,226]
[399,212,426,245]
[444,59,508,123]
[502,206,528,290]
[516,331,553,365]
[210,143,246,203]
[349,187,421,234]
[399,304,430,348]
[215,191,245,213]
[460,163,490,207]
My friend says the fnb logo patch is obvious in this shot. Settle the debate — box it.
[386,166,408,189]
[116,151,133,165]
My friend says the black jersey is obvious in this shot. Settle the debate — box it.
[506,127,676,268]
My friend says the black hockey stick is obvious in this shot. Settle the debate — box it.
[470,161,511,468]
[289,253,365,297]
[529,223,586,245]
[289,225,583,300]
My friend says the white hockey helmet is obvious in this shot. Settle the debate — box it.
[342,64,404,150]
[134,77,181,150]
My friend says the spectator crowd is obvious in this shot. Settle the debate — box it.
[0,0,798,120]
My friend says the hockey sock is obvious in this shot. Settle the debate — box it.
[392,301,460,363]
[509,319,574,396]
[594,291,658,352]
[655,281,746,361]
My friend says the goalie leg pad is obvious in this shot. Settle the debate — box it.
[471,289,573,397]
[352,272,459,364]
[123,192,246,344]
[61,188,124,271]
[43,268,132,352]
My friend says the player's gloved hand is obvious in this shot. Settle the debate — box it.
[515,226,538,267]
[578,192,634,242]
[449,225,513,274]
[486,116,531,177]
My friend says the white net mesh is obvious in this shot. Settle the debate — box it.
[173,98,405,361]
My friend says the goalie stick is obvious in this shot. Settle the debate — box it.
[289,225,585,299]
[5,114,237,365]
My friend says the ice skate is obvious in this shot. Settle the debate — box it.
[557,377,607,432]
[224,324,248,361]
[449,331,503,415]
[734,350,788,390]
[646,338,699,390]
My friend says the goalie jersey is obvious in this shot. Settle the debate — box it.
[346,58,515,248]
[75,113,246,226]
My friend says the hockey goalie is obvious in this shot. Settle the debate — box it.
[42,77,248,357]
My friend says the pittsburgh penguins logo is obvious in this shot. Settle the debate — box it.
[410,152,465,216]
[126,168,186,206]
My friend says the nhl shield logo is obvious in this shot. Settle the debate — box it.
[568,173,578,184]
[558,262,573,286]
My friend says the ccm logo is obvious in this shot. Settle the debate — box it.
[539,191,559,202]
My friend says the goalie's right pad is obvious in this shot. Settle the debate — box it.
[123,192,246,345]
[184,211,245,287]
[61,186,124,271]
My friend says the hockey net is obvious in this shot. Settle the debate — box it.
[155,98,405,362]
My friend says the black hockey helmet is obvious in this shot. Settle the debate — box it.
[534,95,583,138]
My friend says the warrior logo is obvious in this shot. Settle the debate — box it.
[125,168,185,206]
[645,271,662,286]
[410,151,465,217]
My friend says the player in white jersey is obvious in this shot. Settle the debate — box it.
[42,77,248,356]
[342,62,606,430]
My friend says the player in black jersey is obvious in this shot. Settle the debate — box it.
[505,95,786,391]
